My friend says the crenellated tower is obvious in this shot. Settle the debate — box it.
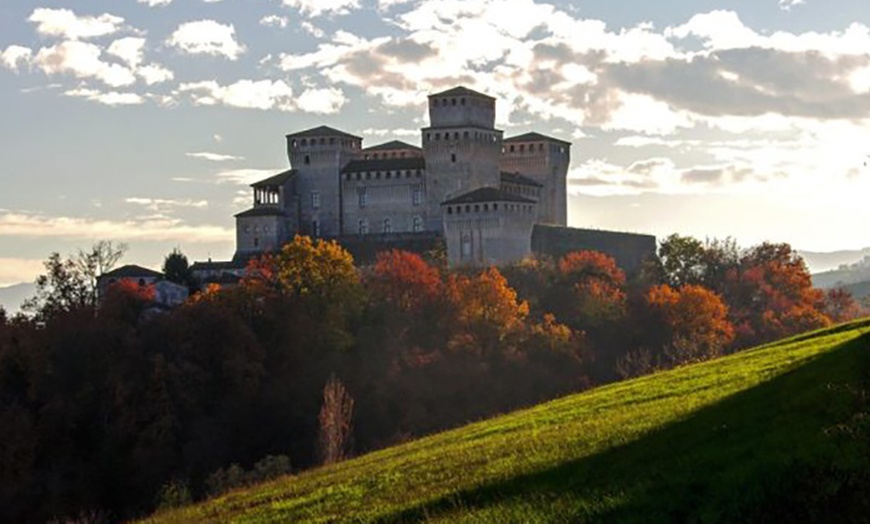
[422,87,503,231]
[500,133,570,226]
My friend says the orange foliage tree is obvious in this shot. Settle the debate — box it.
[445,267,530,356]
[547,250,627,331]
[822,288,863,324]
[367,250,441,313]
[646,284,735,365]
[723,242,830,347]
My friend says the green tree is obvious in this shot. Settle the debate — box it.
[162,248,195,289]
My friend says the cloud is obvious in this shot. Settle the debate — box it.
[0,45,32,71]
[0,258,45,287]
[137,64,174,85]
[186,152,245,161]
[138,0,173,6]
[32,40,136,87]
[296,87,347,114]
[260,15,289,28]
[125,197,209,211]
[779,0,805,11]
[28,8,125,40]
[64,88,144,106]
[177,79,347,113]
[167,20,245,59]
[107,37,145,68]
[282,0,361,17]
[0,211,231,244]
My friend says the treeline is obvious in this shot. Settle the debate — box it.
[0,235,861,523]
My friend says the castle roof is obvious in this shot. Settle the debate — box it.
[363,140,421,152]
[286,125,361,140]
[341,157,425,173]
[234,207,287,218]
[441,187,535,206]
[504,132,571,146]
[251,169,296,187]
[501,171,543,188]
[430,86,494,100]
[101,264,163,279]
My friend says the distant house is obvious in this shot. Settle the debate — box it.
[98,265,189,308]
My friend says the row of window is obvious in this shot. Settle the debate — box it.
[445,202,534,215]
[290,137,361,149]
[362,151,411,160]
[344,169,423,181]
[244,225,271,233]
[430,96,491,108]
[504,143,568,155]
[425,131,499,143]
[357,216,423,234]
[356,187,423,207]
[503,184,539,197]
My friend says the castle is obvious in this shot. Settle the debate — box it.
[192,86,656,281]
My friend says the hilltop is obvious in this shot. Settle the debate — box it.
[144,320,870,523]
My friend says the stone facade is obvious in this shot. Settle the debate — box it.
[195,85,651,274]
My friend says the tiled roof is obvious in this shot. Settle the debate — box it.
[430,86,494,99]
[286,126,361,140]
[234,207,287,218]
[501,171,543,188]
[101,264,163,279]
[340,157,426,173]
[363,140,421,152]
[251,169,296,187]
[441,187,535,206]
[503,132,571,145]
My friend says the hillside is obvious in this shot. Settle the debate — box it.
[144,321,870,523]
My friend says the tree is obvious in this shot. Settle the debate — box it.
[547,250,627,330]
[162,248,195,289]
[22,241,126,318]
[317,375,354,465]
[658,234,706,288]
[367,250,441,313]
[646,284,735,365]
[822,288,862,324]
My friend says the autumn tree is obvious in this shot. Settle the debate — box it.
[822,288,862,324]
[367,250,441,313]
[318,374,354,465]
[646,284,735,365]
[445,267,530,356]
[544,250,627,331]
[724,242,830,347]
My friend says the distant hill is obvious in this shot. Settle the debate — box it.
[800,247,870,274]
[144,320,870,523]
[0,282,35,314]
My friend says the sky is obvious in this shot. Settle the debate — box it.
[2,0,870,286]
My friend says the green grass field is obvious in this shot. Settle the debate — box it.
[143,320,870,523]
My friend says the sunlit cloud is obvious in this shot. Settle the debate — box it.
[167,20,245,59]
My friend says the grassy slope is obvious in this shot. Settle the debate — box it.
[144,321,870,523]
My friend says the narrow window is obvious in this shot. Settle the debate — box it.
[311,191,320,209]
[304,154,311,165]
[359,189,368,208]
[358,219,368,235]
[412,187,422,206]
[413,216,422,232]
[312,220,320,237]
[451,153,456,163]
[383,218,392,234]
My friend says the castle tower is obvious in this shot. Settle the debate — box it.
[286,126,363,237]
[500,133,570,226]
[422,87,503,231]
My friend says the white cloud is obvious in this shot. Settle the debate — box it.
[138,64,174,85]
[28,8,125,40]
[33,41,136,87]
[178,79,295,110]
[0,45,32,71]
[138,0,173,6]
[65,88,144,106]
[0,211,232,244]
[260,15,289,28]
[296,87,347,114]
[107,37,145,68]
[779,0,805,11]
[125,197,209,211]
[603,93,693,135]
[186,151,245,161]
[167,20,245,59]
[282,0,361,17]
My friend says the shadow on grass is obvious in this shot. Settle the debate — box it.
[381,333,870,523]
